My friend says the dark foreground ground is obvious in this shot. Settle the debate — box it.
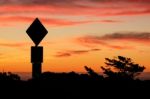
[0,80,150,98]
[0,72,150,98]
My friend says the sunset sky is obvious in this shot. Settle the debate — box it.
[0,0,150,73]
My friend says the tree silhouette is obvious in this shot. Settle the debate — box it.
[101,56,145,80]
[84,66,104,80]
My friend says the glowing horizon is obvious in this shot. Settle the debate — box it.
[0,0,150,73]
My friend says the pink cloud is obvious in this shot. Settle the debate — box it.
[0,16,87,26]
[0,0,150,17]
[0,16,120,27]
[0,1,149,27]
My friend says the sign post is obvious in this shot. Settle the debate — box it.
[26,18,48,79]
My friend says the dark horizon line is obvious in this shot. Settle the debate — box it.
[7,71,150,81]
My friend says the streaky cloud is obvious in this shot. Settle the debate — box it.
[0,0,150,5]
[55,48,101,57]
[0,0,150,16]
[101,32,150,40]
[0,16,120,26]
[75,32,150,49]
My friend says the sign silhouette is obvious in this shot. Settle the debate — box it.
[26,18,48,79]
[26,18,48,46]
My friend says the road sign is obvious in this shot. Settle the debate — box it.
[26,18,48,46]
[26,18,48,79]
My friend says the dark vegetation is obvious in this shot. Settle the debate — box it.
[0,56,149,98]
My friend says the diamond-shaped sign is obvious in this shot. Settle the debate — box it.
[26,18,48,46]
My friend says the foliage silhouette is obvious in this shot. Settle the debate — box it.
[0,72,20,81]
[101,56,145,80]
[84,66,104,80]
[39,71,91,81]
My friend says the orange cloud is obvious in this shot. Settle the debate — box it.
[101,32,150,43]
[75,32,150,49]
[0,41,51,48]
[0,53,3,56]
[100,20,121,23]
[0,42,26,47]
[55,49,101,57]
[76,36,132,50]
[55,52,71,57]
[0,53,4,58]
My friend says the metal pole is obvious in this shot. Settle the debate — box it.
[32,63,42,79]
